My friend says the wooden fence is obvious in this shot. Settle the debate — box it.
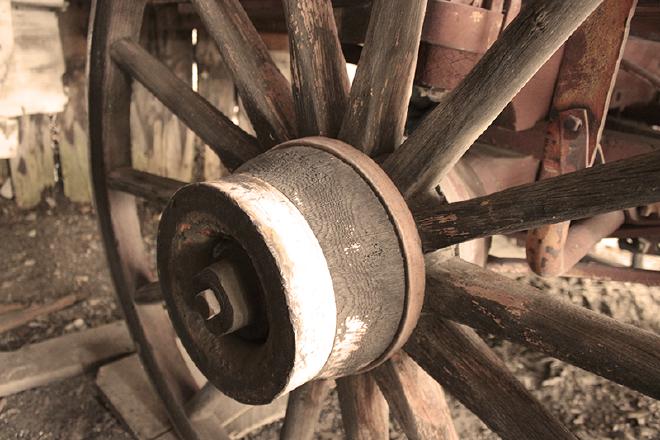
[0,0,290,209]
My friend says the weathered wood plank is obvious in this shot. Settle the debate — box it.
[127,6,197,181]
[191,0,296,146]
[195,30,235,180]
[112,38,260,172]
[283,0,349,137]
[0,321,133,397]
[426,256,660,400]
[339,0,427,156]
[373,352,459,440]
[405,257,576,440]
[280,380,332,440]
[0,6,67,117]
[337,374,389,440]
[383,0,603,199]
[97,354,172,440]
[57,0,92,203]
[413,150,660,252]
[9,115,55,208]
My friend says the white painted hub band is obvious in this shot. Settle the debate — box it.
[209,175,337,393]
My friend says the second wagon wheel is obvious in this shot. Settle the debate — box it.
[89,0,660,439]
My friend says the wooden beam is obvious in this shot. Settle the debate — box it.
[338,0,427,156]
[426,256,660,400]
[280,380,332,440]
[0,321,133,397]
[283,0,349,137]
[372,352,459,440]
[337,374,389,440]
[110,38,260,170]
[405,276,576,439]
[190,0,296,146]
[383,0,603,199]
[413,150,660,252]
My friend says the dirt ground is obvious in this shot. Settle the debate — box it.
[1,195,659,439]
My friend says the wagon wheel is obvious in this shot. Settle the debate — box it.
[89,0,660,439]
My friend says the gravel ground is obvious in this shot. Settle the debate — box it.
[1,197,659,439]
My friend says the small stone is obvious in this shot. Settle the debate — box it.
[27,229,36,238]
[73,318,86,329]
[25,212,37,222]
[75,275,89,284]
[24,259,36,267]
[45,196,56,208]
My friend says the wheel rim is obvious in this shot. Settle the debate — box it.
[89,1,660,439]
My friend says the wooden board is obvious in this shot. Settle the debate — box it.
[97,354,172,440]
[0,5,67,117]
[8,115,55,208]
[195,29,234,180]
[57,0,92,203]
[0,321,134,397]
[130,5,196,182]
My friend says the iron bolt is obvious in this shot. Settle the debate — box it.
[192,258,259,337]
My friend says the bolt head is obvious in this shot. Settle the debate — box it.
[194,288,222,320]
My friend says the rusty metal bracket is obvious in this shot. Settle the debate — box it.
[525,0,637,278]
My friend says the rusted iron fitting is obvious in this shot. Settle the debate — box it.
[415,0,520,91]
[526,109,625,277]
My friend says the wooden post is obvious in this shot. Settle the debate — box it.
[9,115,55,208]
[57,0,92,203]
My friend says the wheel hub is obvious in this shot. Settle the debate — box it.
[157,137,424,404]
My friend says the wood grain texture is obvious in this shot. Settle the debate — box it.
[195,30,236,180]
[383,0,603,199]
[413,149,660,252]
[242,146,405,376]
[426,256,660,400]
[337,374,389,440]
[191,0,296,146]
[58,0,92,203]
[88,2,201,438]
[283,0,349,137]
[107,167,184,205]
[110,38,260,171]
[405,321,576,440]
[9,115,55,209]
[373,352,458,440]
[280,380,332,440]
[338,0,427,156]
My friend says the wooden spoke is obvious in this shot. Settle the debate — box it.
[280,380,332,440]
[337,374,389,440]
[110,38,260,170]
[283,0,349,137]
[191,0,296,146]
[338,0,427,156]
[134,280,163,304]
[426,256,660,400]
[414,150,660,252]
[382,0,603,199]
[107,167,184,205]
[405,317,576,439]
[373,352,459,440]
